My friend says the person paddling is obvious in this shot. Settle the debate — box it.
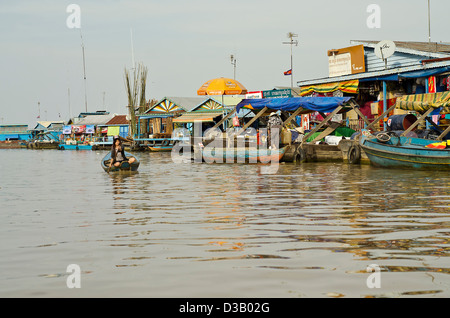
[109,136,135,168]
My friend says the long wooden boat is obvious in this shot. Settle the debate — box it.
[201,145,288,164]
[359,130,450,170]
[59,143,93,150]
[101,151,140,172]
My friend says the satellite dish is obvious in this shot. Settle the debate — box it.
[374,40,396,60]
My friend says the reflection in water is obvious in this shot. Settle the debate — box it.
[1,150,450,297]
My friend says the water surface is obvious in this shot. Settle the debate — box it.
[1,149,449,297]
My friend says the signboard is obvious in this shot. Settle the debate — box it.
[85,125,95,134]
[263,89,292,98]
[328,44,365,77]
[63,125,72,135]
[245,91,263,99]
[72,125,86,134]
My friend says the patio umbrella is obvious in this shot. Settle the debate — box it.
[197,77,248,129]
[197,77,247,96]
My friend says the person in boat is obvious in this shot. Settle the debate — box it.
[267,112,283,149]
[109,136,136,168]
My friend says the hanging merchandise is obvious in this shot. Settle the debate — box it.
[428,76,437,93]
[233,115,240,127]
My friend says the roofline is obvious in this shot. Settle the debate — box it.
[145,96,210,113]
[350,40,450,59]
[296,59,450,86]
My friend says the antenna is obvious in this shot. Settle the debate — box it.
[428,0,431,43]
[230,54,236,80]
[374,40,396,70]
[80,29,88,112]
[282,32,299,88]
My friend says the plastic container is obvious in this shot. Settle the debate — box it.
[386,114,417,131]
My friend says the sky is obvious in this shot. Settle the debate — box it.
[0,0,448,127]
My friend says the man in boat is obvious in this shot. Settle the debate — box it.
[267,112,282,149]
[110,136,136,168]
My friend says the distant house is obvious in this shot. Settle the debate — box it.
[99,114,130,138]
[136,97,209,139]
[68,111,110,125]
[0,124,31,141]
[32,121,65,132]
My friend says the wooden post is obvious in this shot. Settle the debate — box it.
[237,106,268,135]
[211,107,236,130]
[349,100,371,127]
[301,106,342,145]
[309,122,341,144]
[400,107,435,137]
[425,116,442,132]
[282,107,304,127]
[437,124,450,141]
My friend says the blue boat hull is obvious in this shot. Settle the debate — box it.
[59,144,93,151]
[360,134,450,170]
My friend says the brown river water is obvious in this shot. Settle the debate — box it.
[1,149,450,297]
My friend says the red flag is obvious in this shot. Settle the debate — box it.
[284,69,292,76]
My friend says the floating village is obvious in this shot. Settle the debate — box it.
[2,40,450,170]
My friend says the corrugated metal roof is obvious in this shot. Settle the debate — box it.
[105,115,129,125]
[297,59,450,86]
[352,40,450,55]
[76,114,115,125]
[296,40,450,87]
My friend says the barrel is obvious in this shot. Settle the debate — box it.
[386,114,417,131]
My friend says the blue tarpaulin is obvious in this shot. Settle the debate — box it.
[236,97,352,113]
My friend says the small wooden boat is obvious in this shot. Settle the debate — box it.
[101,151,140,172]
[359,130,450,170]
[201,146,288,164]
[59,143,93,150]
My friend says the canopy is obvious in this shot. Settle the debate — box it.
[299,80,359,96]
[396,91,450,114]
[236,97,353,113]
[173,112,222,123]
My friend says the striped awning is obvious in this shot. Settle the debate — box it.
[396,91,450,114]
[300,80,359,97]
[172,112,222,123]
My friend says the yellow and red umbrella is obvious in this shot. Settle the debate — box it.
[197,77,247,96]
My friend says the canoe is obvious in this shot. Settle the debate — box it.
[101,151,140,172]
[359,130,450,170]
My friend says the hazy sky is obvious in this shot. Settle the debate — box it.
[0,0,448,126]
